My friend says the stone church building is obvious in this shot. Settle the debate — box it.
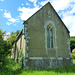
[11,2,73,69]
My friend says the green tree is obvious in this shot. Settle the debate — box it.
[70,37,75,52]
[7,30,20,44]
[0,29,12,67]
[7,33,17,44]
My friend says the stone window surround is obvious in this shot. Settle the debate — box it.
[44,20,57,50]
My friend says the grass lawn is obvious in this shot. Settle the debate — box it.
[0,55,75,75]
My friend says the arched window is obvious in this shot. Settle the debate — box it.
[47,25,53,48]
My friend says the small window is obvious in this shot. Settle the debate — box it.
[48,11,51,18]
[47,25,53,48]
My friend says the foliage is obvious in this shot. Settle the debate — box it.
[0,55,75,75]
[0,29,20,72]
[70,37,75,52]
[7,33,16,44]
[0,56,22,75]
[18,49,23,66]
[7,30,20,44]
[71,53,75,59]
[0,29,12,67]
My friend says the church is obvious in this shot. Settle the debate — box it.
[11,2,73,69]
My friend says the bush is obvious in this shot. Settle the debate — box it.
[70,37,75,52]
[0,56,22,75]
[71,53,75,59]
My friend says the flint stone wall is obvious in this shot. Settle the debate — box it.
[27,57,72,69]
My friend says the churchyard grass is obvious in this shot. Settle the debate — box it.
[0,55,75,75]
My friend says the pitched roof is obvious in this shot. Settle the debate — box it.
[23,2,70,33]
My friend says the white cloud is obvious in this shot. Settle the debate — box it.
[18,0,40,20]
[22,4,24,6]
[8,18,16,23]
[51,0,70,11]
[29,0,37,3]
[7,18,20,26]
[8,18,19,23]
[39,0,50,6]
[0,0,4,1]
[0,9,3,11]
[39,0,75,11]
[6,22,12,26]
[18,7,40,20]
[70,5,75,14]
[62,12,75,36]
[26,3,30,6]
[3,11,20,25]
[3,32,11,41]
[4,12,11,18]
[29,0,37,7]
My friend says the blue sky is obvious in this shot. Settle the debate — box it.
[0,0,75,36]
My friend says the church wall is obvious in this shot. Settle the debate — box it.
[11,2,72,69]
[45,3,70,58]
[23,2,72,69]
[26,3,70,58]
[27,4,55,57]
[16,34,25,57]
[52,8,70,58]
[21,35,25,57]
[11,31,25,62]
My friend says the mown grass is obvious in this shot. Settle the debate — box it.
[0,55,75,75]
